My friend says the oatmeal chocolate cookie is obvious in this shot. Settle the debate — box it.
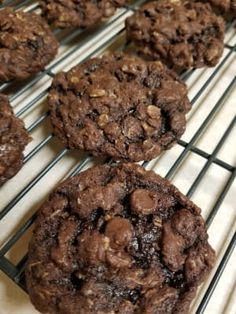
[126,1,225,70]
[0,8,58,83]
[199,0,236,17]
[49,53,191,162]
[26,163,215,314]
[0,93,30,186]
[40,0,128,28]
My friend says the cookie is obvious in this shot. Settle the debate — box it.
[126,1,225,70]
[0,8,58,83]
[0,93,30,186]
[49,53,191,162]
[26,163,215,314]
[199,0,236,17]
[40,0,128,28]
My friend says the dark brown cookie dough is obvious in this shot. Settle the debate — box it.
[49,53,191,162]
[26,163,215,314]
[0,8,58,83]
[0,93,30,186]
[40,0,128,28]
[199,0,236,17]
[126,1,225,70]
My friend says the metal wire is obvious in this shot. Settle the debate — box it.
[0,1,235,313]
[196,231,236,314]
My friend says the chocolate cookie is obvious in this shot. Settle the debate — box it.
[199,0,236,17]
[0,8,58,83]
[126,1,225,70]
[0,93,30,186]
[26,163,215,314]
[49,53,191,162]
[40,0,128,28]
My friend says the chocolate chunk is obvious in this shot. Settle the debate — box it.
[74,181,126,218]
[131,188,176,215]
[78,231,109,266]
[185,242,216,283]
[171,208,206,246]
[26,163,215,314]
[49,53,191,162]
[161,208,209,272]
[105,217,133,248]
[0,93,30,186]
[162,222,186,272]
[0,8,58,82]
[126,1,225,70]
[40,0,128,28]
[106,249,132,268]
[131,189,157,215]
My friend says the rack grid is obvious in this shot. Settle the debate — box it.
[0,1,235,313]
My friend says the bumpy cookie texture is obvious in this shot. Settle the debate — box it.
[126,1,225,70]
[0,8,58,83]
[26,163,215,314]
[40,0,128,28]
[49,53,190,162]
[0,94,29,186]
[199,0,236,17]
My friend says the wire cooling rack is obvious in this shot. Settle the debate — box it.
[0,0,235,313]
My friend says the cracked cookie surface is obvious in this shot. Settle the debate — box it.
[49,53,191,162]
[0,8,58,82]
[40,0,128,28]
[0,93,30,186]
[26,163,215,314]
[126,1,225,70]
